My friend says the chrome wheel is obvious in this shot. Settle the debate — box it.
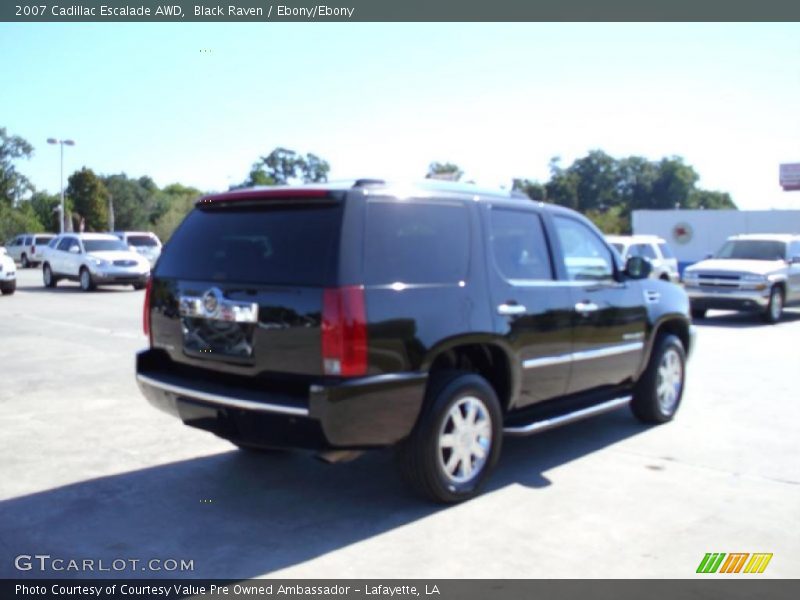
[656,348,683,415]
[437,395,492,484]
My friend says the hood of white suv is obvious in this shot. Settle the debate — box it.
[686,258,785,276]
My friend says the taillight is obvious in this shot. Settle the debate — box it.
[321,286,367,377]
[31,245,35,255]
[143,277,153,340]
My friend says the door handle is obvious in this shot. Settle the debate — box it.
[497,303,526,316]
[574,301,599,315]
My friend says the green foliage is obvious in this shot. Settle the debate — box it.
[235,147,331,188]
[0,127,35,206]
[152,183,203,242]
[516,150,737,233]
[0,201,44,242]
[101,173,163,230]
[425,162,463,181]
[67,167,109,231]
[29,191,62,232]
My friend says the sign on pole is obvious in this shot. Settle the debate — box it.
[780,163,800,191]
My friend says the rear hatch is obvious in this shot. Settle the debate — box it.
[149,195,350,379]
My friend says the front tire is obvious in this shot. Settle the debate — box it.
[43,263,58,288]
[79,268,95,292]
[21,254,30,268]
[762,286,783,324]
[632,334,686,424]
[0,281,15,295]
[397,372,502,503]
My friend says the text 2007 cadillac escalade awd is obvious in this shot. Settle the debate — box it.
[136,180,695,503]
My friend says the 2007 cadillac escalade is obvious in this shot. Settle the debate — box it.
[136,180,695,503]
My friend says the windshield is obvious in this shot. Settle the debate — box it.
[127,235,159,247]
[84,239,129,253]
[716,240,787,261]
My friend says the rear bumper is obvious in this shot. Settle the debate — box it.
[135,350,427,450]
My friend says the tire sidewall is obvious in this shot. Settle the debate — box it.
[419,374,503,502]
[766,287,783,323]
[650,335,686,421]
[80,268,92,291]
[43,264,52,287]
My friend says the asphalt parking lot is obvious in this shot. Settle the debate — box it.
[1,268,799,579]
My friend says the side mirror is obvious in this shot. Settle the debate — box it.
[625,256,652,280]
[69,245,81,254]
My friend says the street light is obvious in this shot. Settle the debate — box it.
[47,137,76,233]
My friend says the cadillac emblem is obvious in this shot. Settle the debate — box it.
[202,288,221,316]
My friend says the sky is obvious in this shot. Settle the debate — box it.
[1,22,799,210]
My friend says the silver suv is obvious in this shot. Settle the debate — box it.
[4,233,56,267]
[683,234,800,323]
[606,235,680,283]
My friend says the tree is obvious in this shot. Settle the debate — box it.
[101,173,163,230]
[0,201,43,242]
[66,168,109,231]
[234,147,330,188]
[0,127,35,206]
[152,183,203,242]
[425,162,463,181]
[512,178,547,201]
[686,189,736,210]
[29,191,62,232]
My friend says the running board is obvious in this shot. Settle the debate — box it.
[502,395,632,436]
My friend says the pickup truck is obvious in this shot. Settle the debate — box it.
[136,180,696,502]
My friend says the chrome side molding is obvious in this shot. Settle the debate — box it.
[503,395,632,436]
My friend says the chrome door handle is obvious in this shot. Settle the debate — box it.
[574,301,599,314]
[497,303,526,316]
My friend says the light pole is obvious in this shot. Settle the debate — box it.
[47,137,75,233]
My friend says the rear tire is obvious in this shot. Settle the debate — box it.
[0,281,15,295]
[762,286,783,324]
[21,254,30,268]
[397,371,502,503]
[79,267,95,292]
[43,264,58,288]
[632,334,686,424]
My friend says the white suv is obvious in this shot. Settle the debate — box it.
[606,235,680,283]
[0,246,16,295]
[4,233,56,267]
[42,233,150,292]
[112,231,163,267]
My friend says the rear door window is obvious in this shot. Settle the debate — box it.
[364,201,469,285]
[156,204,342,286]
[489,208,552,281]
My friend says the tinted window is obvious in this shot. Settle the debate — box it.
[658,242,675,259]
[57,237,75,251]
[490,209,552,281]
[157,204,342,286]
[34,236,54,246]
[364,201,468,285]
[84,239,128,252]
[638,243,658,259]
[553,216,614,281]
[717,240,787,261]
[24,236,32,245]
[127,235,159,247]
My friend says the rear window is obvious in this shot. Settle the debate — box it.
[84,239,128,252]
[156,204,342,286]
[364,201,469,285]
[127,235,159,247]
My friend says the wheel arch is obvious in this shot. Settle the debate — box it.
[637,315,692,379]
[421,336,519,414]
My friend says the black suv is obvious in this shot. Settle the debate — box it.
[136,180,695,502]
